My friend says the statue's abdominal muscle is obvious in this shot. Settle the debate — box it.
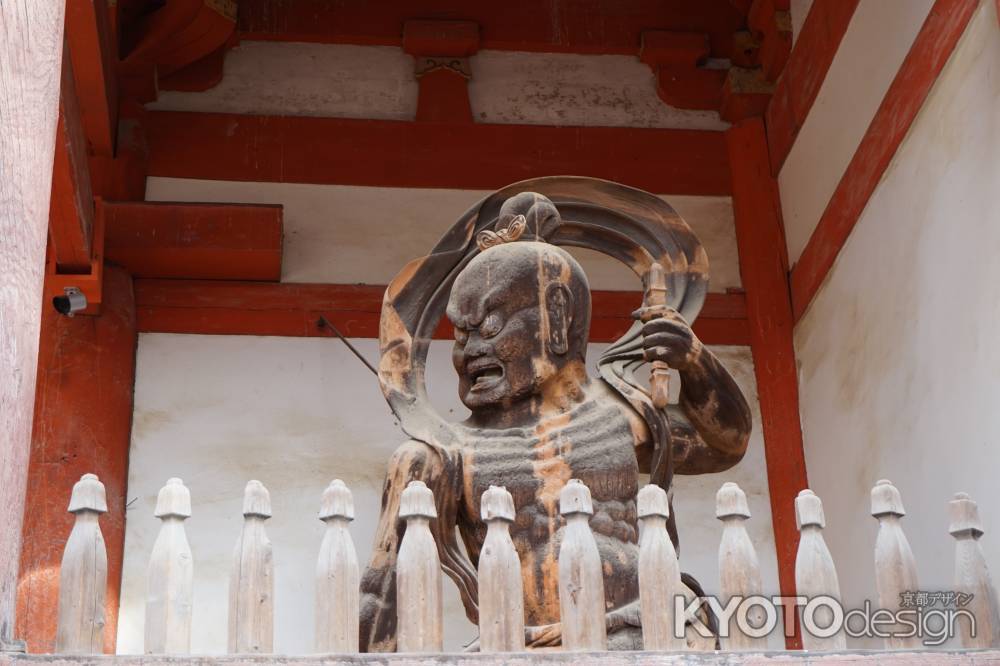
[459,394,640,625]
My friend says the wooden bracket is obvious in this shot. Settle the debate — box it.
[118,0,238,102]
[720,67,774,122]
[640,31,726,110]
[731,31,762,68]
[45,198,106,316]
[403,20,479,123]
[748,0,792,82]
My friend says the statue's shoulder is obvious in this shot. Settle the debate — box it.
[589,380,653,447]
[388,438,461,472]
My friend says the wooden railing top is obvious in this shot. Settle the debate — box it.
[45,473,1000,658]
[4,649,1000,665]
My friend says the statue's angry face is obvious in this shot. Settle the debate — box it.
[447,242,591,411]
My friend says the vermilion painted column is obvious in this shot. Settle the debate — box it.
[0,1,67,651]
[15,266,137,653]
[726,117,809,649]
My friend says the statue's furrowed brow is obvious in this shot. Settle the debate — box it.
[448,294,486,330]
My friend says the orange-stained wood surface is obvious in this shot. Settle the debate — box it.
[237,0,747,59]
[118,0,236,78]
[415,69,474,123]
[405,19,478,123]
[49,50,95,273]
[134,280,751,346]
[765,0,860,174]
[44,200,106,316]
[65,0,117,156]
[727,117,807,649]
[789,0,981,321]
[104,201,283,281]
[640,31,726,111]
[402,19,480,56]
[144,112,733,195]
[88,105,148,202]
[748,0,792,82]
[16,266,137,654]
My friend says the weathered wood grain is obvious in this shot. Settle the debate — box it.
[871,479,920,650]
[144,479,193,654]
[950,492,1000,648]
[476,486,525,653]
[637,485,684,651]
[363,182,752,651]
[227,481,274,654]
[55,475,108,654]
[0,0,66,649]
[716,482,766,651]
[396,481,442,653]
[8,647,1000,665]
[793,489,845,651]
[558,480,607,651]
[315,480,360,654]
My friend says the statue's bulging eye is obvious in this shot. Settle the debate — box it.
[480,313,503,338]
[454,328,469,345]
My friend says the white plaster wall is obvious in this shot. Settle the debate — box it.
[147,42,726,130]
[145,179,741,293]
[149,43,418,120]
[794,0,999,647]
[117,335,778,653]
[469,51,727,130]
[778,0,934,265]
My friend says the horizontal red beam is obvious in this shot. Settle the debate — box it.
[237,0,746,59]
[789,0,979,321]
[145,112,732,195]
[765,0,859,174]
[135,280,750,345]
[104,201,283,281]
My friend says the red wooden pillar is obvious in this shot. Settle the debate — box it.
[726,117,809,648]
[0,2,67,651]
[15,266,137,653]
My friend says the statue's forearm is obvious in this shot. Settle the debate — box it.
[360,554,398,652]
[674,346,751,472]
[359,483,403,652]
[359,439,464,651]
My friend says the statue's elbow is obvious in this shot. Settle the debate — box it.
[707,422,751,473]
[723,392,753,460]
[725,430,750,467]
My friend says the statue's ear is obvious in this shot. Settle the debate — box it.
[545,283,573,356]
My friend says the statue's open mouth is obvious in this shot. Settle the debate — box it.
[468,362,504,391]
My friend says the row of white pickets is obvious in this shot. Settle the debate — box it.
[52,474,1000,654]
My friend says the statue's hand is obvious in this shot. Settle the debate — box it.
[640,309,702,371]
[525,622,563,647]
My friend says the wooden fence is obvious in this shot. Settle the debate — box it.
[51,473,1000,655]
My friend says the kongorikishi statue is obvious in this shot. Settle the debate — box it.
[360,177,752,651]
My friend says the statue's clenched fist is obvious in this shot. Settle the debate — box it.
[640,309,703,371]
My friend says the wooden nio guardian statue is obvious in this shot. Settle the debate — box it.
[361,178,752,650]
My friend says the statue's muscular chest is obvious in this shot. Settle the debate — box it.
[458,397,641,555]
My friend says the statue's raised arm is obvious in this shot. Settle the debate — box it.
[363,177,751,650]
